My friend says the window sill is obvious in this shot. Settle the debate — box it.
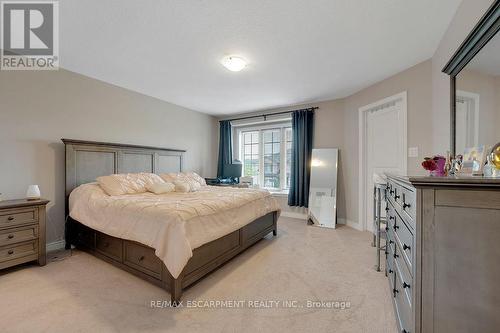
[269,189,289,197]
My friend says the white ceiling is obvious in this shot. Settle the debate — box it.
[60,0,461,115]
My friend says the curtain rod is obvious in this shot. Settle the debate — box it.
[221,107,318,123]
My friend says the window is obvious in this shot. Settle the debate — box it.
[237,124,292,191]
[242,131,259,179]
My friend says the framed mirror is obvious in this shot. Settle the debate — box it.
[442,1,500,157]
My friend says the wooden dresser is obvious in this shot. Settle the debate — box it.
[386,175,500,333]
[0,199,49,270]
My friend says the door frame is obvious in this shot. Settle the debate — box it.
[456,90,480,149]
[358,91,407,231]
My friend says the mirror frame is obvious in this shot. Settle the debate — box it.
[442,1,500,156]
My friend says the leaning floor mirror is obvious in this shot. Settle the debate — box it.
[308,148,339,229]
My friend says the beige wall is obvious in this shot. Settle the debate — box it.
[0,69,218,244]
[342,60,432,225]
[431,0,495,154]
[223,60,432,226]
[457,69,500,148]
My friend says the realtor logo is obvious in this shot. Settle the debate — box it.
[1,1,59,70]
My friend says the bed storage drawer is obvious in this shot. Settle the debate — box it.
[0,208,38,229]
[241,213,275,243]
[184,230,240,275]
[75,223,95,249]
[96,232,123,262]
[0,226,38,247]
[124,241,162,279]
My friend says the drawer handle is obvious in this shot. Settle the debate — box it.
[138,255,145,262]
[389,240,394,244]
[403,202,411,209]
[8,250,14,255]
[394,253,399,259]
[403,282,410,289]
[7,234,14,239]
[393,225,399,230]
[393,288,399,295]
[389,190,394,195]
[388,269,393,274]
[394,194,400,199]
[7,216,14,221]
[385,206,389,212]
[384,251,388,255]
[403,243,411,251]
[402,330,409,333]
[385,226,389,231]
[389,216,395,221]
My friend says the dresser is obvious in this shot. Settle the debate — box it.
[386,175,417,333]
[386,175,500,333]
[0,199,49,270]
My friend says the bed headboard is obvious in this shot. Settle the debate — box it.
[62,138,185,210]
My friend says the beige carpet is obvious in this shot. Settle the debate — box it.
[0,217,397,333]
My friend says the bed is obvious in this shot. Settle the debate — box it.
[63,139,280,304]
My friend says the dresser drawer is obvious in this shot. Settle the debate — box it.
[0,226,38,247]
[387,242,396,290]
[394,240,413,305]
[392,212,414,273]
[96,232,123,262]
[0,240,38,263]
[400,186,416,223]
[394,267,412,333]
[124,241,162,279]
[0,208,38,229]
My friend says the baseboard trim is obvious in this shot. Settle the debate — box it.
[280,211,308,219]
[46,240,65,252]
[338,218,363,231]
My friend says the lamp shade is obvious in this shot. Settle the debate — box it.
[26,185,41,200]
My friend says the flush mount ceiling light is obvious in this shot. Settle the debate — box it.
[221,55,247,72]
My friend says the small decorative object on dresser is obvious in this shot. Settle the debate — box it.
[26,185,41,200]
[421,155,446,176]
[460,146,486,175]
[0,199,49,270]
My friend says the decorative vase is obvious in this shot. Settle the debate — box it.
[26,185,41,200]
[430,156,446,177]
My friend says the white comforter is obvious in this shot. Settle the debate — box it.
[69,184,280,278]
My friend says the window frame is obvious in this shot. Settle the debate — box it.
[235,122,292,192]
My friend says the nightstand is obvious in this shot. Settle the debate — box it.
[0,199,49,270]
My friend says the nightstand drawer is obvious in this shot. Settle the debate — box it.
[0,208,38,229]
[0,226,38,247]
[0,240,38,263]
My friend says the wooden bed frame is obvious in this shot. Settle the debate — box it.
[62,139,278,304]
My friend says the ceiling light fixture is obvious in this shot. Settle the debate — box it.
[221,55,247,72]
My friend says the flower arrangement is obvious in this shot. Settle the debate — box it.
[422,155,446,176]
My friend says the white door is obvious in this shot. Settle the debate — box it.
[365,100,406,232]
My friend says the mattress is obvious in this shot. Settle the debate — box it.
[69,183,281,278]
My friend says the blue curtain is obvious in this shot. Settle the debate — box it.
[217,120,233,178]
[288,109,314,207]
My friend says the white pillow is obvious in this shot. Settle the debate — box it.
[97,173,164,196]
[160,172,206,187]
[146,182,175,194]
[186,172,207,186]
[160,172,201,190]
[173,181,191,193]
